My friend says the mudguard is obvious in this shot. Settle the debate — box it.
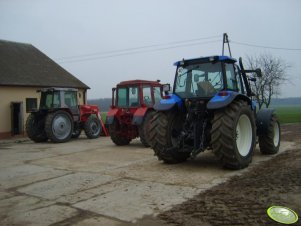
[106,108,119,125]
[256,108,275,135]
[154,94,183,111]
[207,91,252,110]
[132,107,148,125]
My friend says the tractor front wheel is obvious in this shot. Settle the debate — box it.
[258,114,280,154]
[109,120,131,145]
[139,111,155,147]
[45,110,73,143]
[26,113,48,142]
[211,100,256,169]
[149,111,190,164]
[84,116,102,139]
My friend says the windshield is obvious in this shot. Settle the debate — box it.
[174,62,224,98]
[40,91,60,109]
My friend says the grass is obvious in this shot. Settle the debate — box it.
[273,105,301,124]
[100,106,301,124]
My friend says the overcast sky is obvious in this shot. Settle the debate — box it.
[1,0,301,99]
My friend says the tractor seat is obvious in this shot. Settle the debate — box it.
[197,81,216,96]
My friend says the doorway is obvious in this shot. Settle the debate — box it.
[11,102,23,135]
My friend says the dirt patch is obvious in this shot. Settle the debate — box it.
[156,123,301,226]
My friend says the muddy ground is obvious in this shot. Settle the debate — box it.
[155,123,301,226]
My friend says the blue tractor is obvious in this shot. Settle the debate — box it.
[149,51,281,169]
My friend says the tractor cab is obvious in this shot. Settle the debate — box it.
[174,56,241,99]
[106,80,167,147]
[38,88,79,116]
[111,80,164,109]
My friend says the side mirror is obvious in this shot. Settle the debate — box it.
[163,84,171,92]
[255,68,262,77]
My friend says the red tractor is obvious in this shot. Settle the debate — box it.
[106,80,169,146]
[26,87,108,143]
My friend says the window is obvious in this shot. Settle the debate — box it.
[117,88,127,107]
[143,86,152,106]
[153,87,162,103]
[234,65,244,94]
[26,98,37,112]
[40,91,60,109]
[64,91,78,108]
[225,64,238,90]
[175,62,223,98]
[129,87,139,107]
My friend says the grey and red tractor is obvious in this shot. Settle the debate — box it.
[106,80,169,146]
[26,87,108,143]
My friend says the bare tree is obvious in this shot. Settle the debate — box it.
[245,53,290,109]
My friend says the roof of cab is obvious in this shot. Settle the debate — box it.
[174,55,237,66]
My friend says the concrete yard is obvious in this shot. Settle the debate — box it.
[0,136,294,225]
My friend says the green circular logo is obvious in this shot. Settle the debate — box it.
[267,206,299,224]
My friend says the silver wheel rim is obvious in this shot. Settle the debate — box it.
[236,114,252,157]
[273,122,280,147]
[52,114,71,140]
[90,120,100,135]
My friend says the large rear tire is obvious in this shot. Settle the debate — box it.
[211,100,256,169]
[139,111,155,147]
[149,111,190,164]
[109,119,131,145]
[258,114,280,154]
[45,110,73,143]
[26,113,48,142]
[84,115,102,139]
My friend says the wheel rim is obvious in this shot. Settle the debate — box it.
[236,114,252,157]
[52,114,72,140]
[273,122,280,147]
[90,120,100,135]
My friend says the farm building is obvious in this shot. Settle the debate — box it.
[0,40,89,139]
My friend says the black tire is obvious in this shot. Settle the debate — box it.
[211,100,256,169]
[149,111,190,164]
[139,111,155,147]
[45,110,73,143]
[258,114,280,154]
[84,116,102,139]
[25,113,48,142]
[109,119,131,145]
[72,127,81,138]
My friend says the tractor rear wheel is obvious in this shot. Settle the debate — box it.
[211,100,256,169]
[109,119,131,145]
[45,110,73,143]
[139,111,155,147]
[26,113,48,142]
[84,115,102,139]
[258,114,280,154]
[149,111,190,164]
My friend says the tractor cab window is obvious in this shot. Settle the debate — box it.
[175,62,223,98]
[142,86,152,106]
[153,86,162,103]
[234,65,245,94]
[129,87,139,107]
[64,91,78,108]
[225,63,238,91]
[40,91,60,109]
[117,88,127,107]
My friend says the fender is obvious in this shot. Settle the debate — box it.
[256,108,275,135]
[132,107,148,125]
[153,94,183,111]
[106,108,119,125]
[207,91,252,110]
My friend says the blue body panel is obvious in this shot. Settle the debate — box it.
[207,91,253,110]
[154,94,183,111]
